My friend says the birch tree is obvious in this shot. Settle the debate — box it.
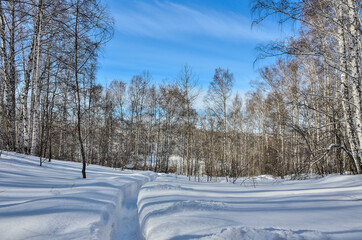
[206,68,233,177]
[177,64,199,177]
[69,0,113,178]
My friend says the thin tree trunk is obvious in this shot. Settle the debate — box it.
[74,0,87,178]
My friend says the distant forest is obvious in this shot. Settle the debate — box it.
[0,0,361,179]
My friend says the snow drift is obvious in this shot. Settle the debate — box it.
[138,174,362,240]
[0,151,157,240]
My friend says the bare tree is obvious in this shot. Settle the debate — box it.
[70,0,113,178]
[206,68,233,177]
[177,64,199,177]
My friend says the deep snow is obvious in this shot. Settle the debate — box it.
[1,152,362,240]
[0,151,157,240]
[138,174,362,240]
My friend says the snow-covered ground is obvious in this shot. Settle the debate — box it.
[138,174,362,240]
[0,151,157,240]
[1,151,362,240]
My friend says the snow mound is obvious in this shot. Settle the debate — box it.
[168,200,226,212]
[138,174,362,240]
[145,183,182,191]
[200,226,330,240]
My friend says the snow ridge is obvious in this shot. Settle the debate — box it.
[200,226,329,240]
[138,174,362,240]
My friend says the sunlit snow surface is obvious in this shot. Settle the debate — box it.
[138,174,362,240]
[0,151,157,240]
[1,151,362,240]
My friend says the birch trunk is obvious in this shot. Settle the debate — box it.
[0,66,3,149]
[2,0,17,151]
[0,0,8,151]
[19,0,44,152]
[30,9,43,155]
[338,2,362,173]
[346,0,362,172]
[8,1,16,151]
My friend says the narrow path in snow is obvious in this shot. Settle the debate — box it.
[110,195,141,240]
[110,174,158,240]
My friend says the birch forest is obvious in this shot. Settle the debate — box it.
[0,0,362,180]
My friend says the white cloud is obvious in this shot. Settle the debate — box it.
[112,1,279,42]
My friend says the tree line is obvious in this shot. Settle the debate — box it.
[0,0,361,180]
[0,0,112,178]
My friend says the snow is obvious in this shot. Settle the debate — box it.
[138,174,362,240]
[1,151,362,240]
[0,151,157,240]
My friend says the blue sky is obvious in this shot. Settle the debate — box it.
[97,0,292,92]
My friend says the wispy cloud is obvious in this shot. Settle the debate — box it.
[112,0,279,42]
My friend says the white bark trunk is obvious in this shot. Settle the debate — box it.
[338,2,362,173]
[30,3,43,155]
